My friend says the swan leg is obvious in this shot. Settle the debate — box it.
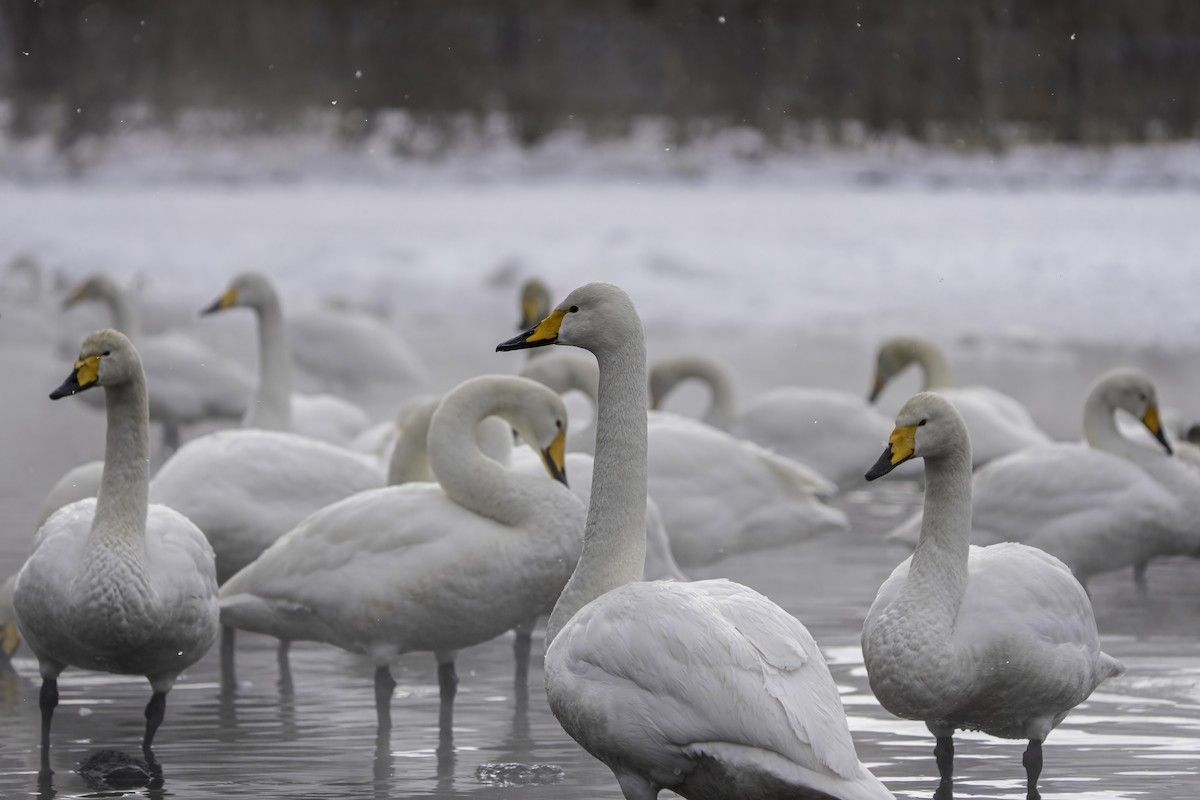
[277,639,294,696]
[1133,561,1149,596]
[615,771,658,800]
[220,625,237,693]
[513,625,533,689]
[1023,739,1043,800]
[143,690,167,753]
[436,655,458,744]
[38,677,59,775]
[933,735,954,800]
[374,665,396,732]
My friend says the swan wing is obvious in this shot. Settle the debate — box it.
[291,392,371,445]
[137,334,253,421]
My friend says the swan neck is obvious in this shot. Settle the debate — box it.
[92,372,151,546]
[675,356,736,430]
[547,336,648,646]
[100,283,142,340]
[912,340,952,389]
[387,407,437,486]
[244,293,293,430]
[1082,390,1138,457]
[898,450,972,635]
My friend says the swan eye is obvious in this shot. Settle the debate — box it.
[918,419,927,426]
[569,305,579,313]
[101,350,111,357]
[555,419,563,429]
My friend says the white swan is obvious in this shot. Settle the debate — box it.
[201,272,372,446]
[884,369,1200,589]
[218,375,585,731]
[651,353,909,491]
[64,273,253,449]
[523,350,848,568]
[497,282,893,800]
[287,300,425,393]
[870,336,1051,468]
[862,391,1124,800]
[13,329,218,771]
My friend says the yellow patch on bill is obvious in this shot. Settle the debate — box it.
[526,308,567,344]
[74,354,102,387]
[543,429,567,477]
[218,287,239,309]
[1142,404,1162,435]
[888,424,918,464]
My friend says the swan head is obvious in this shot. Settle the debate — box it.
[1090,367,1172,455]
[866,391,968,480]
[201,271,276,315]
[62,273,120,311]
[869,336,930,402]
[519,277,553,330]
[50,329,140,399]
[497,281,640,356]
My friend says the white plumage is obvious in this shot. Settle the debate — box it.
[498,282,892,800]
[862,391,1123,798]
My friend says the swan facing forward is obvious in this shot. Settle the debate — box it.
[863,392,1123,800]
[498,283,892,800]
[14,330,218,771]
[218,375,584,732]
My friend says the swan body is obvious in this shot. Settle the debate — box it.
[64,274,253,448]
[885,369,1199,587]
[14,330,218,767]
[524,350,849,568]
[288,304,425,391]
[219,375,584,728]
[863,391,1122,798]
[38,460,105,527]
[497,282,892,800]
[870,336,1051,468]
[201,272,372,446]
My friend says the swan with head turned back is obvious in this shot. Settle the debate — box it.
[863,391,1124,800]
[201,272,373,446]
[13,330,218,773]
[218,375,584,734]
[64,274,254,450]
[523,349,848,569]
[651,353,914,490]
[498,282,893,800]
[884,369,1200,590]
[870,336,1051,468]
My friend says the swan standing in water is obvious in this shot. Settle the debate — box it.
[523,349,848,569]
[218,375,585,734]
[651,353,907,490]
[64,274,253,450]
[498,282,893,800]
[201,272,372,445]
[13,330,218,772]
[869,336,1051,468]
[863,392,1123,800]
[884,369,1200,590]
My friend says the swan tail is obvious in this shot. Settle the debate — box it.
[1100,652,1126,681]
[219,593,312,641]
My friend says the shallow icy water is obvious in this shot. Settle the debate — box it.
[1,180,1199,797]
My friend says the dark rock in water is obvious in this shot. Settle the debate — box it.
[77,749,161,790]
[475,762,565,787]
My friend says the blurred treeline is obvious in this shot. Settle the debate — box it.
[2,0,1198,150]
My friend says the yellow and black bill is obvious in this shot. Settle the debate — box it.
[1142,404,1173,455]
[497,309,566,352]
[540,430,568,486]
[200,287,239,316]
[50,354,102,400]
[865,424,918,481]
[61,284,87,310]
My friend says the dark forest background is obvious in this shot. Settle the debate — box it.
[2,0,1198,152]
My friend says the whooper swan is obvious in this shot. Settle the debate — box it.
[863,391,1124,800]
[497,282,893,800]
[14,329,218,773]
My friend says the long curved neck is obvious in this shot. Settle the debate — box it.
[428,385,532,527]
[387,401,439,485]
[1082,391,1144,459]
[547,335,648,646]
[893,447,972,644]
[905,339,952,389]
[244,290,293,431]
[90,371,151,550]
[97,282,142,340]
[667,356,737,430]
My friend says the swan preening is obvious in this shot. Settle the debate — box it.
[13,330,218,771]
[886,368,1200,589]
[499,282,892,800]
[863,391,1123,800]
[64,274,254,450]
[218,374,584,731]
[870,336,1051,468]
